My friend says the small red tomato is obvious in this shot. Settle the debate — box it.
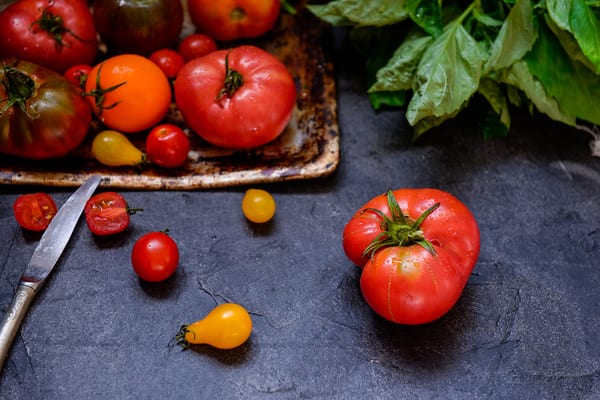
[149,48,186,79]
[131,231,179,282]
[13,193,58,232]
[84,192,139,236]
[145,124,190,168]
[177,33,218,62]
[63,64,92,88]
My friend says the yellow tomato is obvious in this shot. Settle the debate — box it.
[91,130,146,167]
[241,188,276,223]
[175,303,252,350]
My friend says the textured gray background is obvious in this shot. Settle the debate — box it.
[1,27,600,399]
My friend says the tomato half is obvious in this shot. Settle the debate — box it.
[0,0,98,73]
[174,45,296,149]
[131,231,179,282]
[13,193,58,232]
[343,189,480,325]
[84,192,139,236]
[187,0,280,41]
[84,54,172,133]
[145,124,190,168]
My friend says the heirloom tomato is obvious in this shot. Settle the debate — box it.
[0,0,97,73]
[84,192,141,236]
[84,54,171,133]
[13,193,58,232]
[145,124,190,168]
[174,46,296,149]
[131,231,179,282]
[343,189,480,325]
[93,0,183,56]
[0,59,92,159]
[187,0,280,41]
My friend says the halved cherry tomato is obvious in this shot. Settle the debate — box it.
[131,231,179,282]
[84,54,172,133]
[13,193,58,232]
[145,124,190,168]
[84,192,141,236]
[177,33,218,62]
[149,49,185,79]
[241,188,276,223]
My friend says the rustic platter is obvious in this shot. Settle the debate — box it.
[0,6,339,190]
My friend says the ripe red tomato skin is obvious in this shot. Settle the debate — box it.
[174,45,296,149]
[13,193,58,232]
[131,232,179,282]
[177,33,218,61]
[84,192,130,236]
[145,124,190,168]
[63,64,92,88]
[149,49,186,79]
[0,0,98,73]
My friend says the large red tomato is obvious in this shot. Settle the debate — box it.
[0,59,92,159]
[174,45,296,149]
[187,0,280,41]
[0,0,98,73]
[343,189,480,325]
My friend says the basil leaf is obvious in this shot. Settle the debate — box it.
[569,0,600,71]
[407,0,443,37]
[306,0,409,27]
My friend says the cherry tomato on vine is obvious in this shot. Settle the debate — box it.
[84,192,141,236]
[131,231,179,282]
[174,303,252,350]
[343,189,480,325]
[91,130,146,167]
[13,193,58,232]
[63,64,92,88]
[149,49,185,79]
[242,188,276,223]
[177,33,218,62]
[84,54,171,133]
[146,124,190,168]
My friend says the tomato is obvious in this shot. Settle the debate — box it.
[149,49,185,79]
[343,189,480,325]
[91,130,146,167]
[131,231,179,282]
[13,193,58,232]
[187,0,280,41]
[145,124,190,168]
[174,303,252,350]
[174,45,296,149]
[63,64,92,88]
[84,54,172,133]
[0,59,92,159]
[93,0,184,56]
[242,189,276,223]
[84,192,141,236]
[177,33,218,62]
[0,0,97,73]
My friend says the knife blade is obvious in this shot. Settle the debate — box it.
[0,175,101,369]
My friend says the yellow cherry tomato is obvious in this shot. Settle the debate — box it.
[175,303,252,350]
[241,188,276,223]
[91,130,146,167]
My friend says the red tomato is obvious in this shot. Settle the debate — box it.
[177,33,218,62]
[187,0,280,41]
[145,124,190,168]
[131,231,179,282]
[64,64,92,88]
[84,192,140,236]
[13,193,58,232]
[343,189,480,325]
[174,45,296,149]
[0,0,98,73]
[149,49,186,79]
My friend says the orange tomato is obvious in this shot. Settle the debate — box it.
[84,54,171,133]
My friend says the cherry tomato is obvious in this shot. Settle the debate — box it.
[241,189,276,223]
[174,303,252,350]
[145,124,190,168]
[149,49,186,79]
[84,192,140,236]
[91,130,146,167]
[177,33,218,62]
[187,0,280,41]
[84,54,172,133]
[63,64,92,88]
[174,45,296,149]
[131,231,179,282]
[343,189,480,325]
[13,193,58,232]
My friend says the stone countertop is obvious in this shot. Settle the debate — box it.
[1,28,599,400]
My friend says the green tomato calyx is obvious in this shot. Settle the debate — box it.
[362,190,439,258]
[216,50,244,105]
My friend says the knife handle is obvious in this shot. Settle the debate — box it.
[0,284,36,370]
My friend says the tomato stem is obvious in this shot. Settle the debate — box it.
[0,66,36,117]
[82,63,127,116]
[30,1,91,51]
[173,324,192,350]
[362,190,440,258]
[216,50,244,105]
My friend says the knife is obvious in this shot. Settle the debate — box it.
[0,175,101,369]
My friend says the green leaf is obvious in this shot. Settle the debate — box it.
[546,0,571,31]
[369,90,407,110]
[477,78,511,137]
[546,15,599,73]
[306,0,409,27]
[569,0,600,70]
[407,0,443,37]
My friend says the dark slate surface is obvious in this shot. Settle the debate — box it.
[1,29,600,400]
